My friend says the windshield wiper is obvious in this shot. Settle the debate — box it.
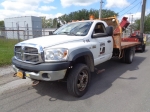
[61,32,69,34]
[55,32,69,35]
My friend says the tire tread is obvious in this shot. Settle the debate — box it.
[67,63,90,97]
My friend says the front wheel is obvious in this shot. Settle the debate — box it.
[67,64,91,97]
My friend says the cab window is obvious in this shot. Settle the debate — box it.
[93,23,106,34]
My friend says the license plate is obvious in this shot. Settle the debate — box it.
[26,73,30,77]
[16,71,23,78]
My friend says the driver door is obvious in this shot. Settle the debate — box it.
[91,22,113,65]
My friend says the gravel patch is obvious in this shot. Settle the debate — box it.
[0,65,32,94]
[0,65,15,77]
[0,78,32,95]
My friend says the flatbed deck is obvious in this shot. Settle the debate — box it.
[121,42,141,49]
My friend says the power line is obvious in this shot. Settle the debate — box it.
[118,0,137,14]
[119,2,141,17]
[136,1,142,12]
[129,3,142,22]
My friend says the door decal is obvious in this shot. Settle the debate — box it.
[100,43,105,55]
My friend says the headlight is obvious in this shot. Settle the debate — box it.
[44,48,68,62]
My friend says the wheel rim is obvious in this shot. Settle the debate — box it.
[130,51,133,61]
[77,69,89,91]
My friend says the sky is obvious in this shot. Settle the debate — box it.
[0,0,150,21]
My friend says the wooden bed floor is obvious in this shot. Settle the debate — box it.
[121,42,141,49]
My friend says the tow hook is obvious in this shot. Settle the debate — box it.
[32,80,40,86]
[13,73,17,77]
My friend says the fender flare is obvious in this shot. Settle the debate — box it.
[68,48,94,72]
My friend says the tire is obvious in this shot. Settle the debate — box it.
[125,48,135,64]
[67,64,91,97]
[141,44,145,52]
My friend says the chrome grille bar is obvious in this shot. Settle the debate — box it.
[14,43,44,64]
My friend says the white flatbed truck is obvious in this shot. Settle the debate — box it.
[12,16,140,97]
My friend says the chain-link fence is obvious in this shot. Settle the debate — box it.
[0,27,56,42]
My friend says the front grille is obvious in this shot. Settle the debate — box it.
[25,54,39,62]
[14,45,43,64]
[15,52,22,60]
[24,47,38,54]
[15,46,21,52]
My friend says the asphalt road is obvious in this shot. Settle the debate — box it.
[0,46,150,112]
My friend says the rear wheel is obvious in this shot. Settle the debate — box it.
[67,64,91,97]
[125,48,135,64]
[141,44,146,52]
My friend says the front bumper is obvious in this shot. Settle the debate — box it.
[12,57,71,71]
[12,65,67,81]
[12,57,71,81]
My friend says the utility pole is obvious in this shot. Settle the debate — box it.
[131,15,133,24]
[140,0,147,39]
[130,14,133,34]
[99,0,103,19]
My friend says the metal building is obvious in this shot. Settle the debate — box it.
[4,16,42,40]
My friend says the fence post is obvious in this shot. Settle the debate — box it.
[5,31,7,39]
[43,28,45,36]
[27,24,29,39]
[16,23,20,42]
[23,30,25,40]
[13,29,14,39]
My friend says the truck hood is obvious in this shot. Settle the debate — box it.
[19,35,84,48]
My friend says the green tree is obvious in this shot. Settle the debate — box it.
[102,9,118,18]
[0,21,4,27]
[144,14,150,33]
[41,17,53,28]
[60,9,118,22]
[133,13,150,33]
[53,18,58,28]
[133,19,140,30]
[46,18,53,28]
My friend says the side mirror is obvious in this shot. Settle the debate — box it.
[92,33,108,38]
[106,26,113,36]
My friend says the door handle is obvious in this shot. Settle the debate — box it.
[107,40,111,43]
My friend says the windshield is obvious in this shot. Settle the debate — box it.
[53,22,93,36]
